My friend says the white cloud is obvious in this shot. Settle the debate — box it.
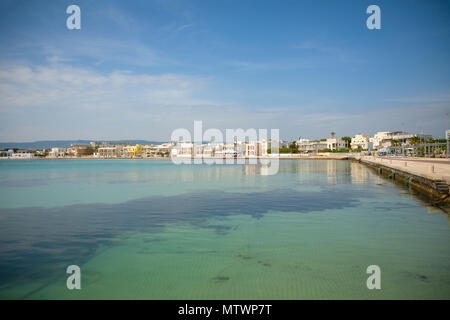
[0,64,210,109]
[40,37,171,68]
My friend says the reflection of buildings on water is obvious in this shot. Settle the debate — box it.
[350,162,371,184]
[294,160,348,183]
[275,159,351,184]
[244,165,259,176]
[293,160,324,175]
[326,160,337,184]
[172,162,247,182]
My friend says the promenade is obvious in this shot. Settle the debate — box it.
[358,156,450,183]
[356,155,450,200]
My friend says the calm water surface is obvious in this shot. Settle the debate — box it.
[0,159,448,299]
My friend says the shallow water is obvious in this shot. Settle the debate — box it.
[0,159,448,299]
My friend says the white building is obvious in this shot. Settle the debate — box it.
[49,147,66,157]
[326,138,348,151]
[235,142,247,157]
[172,142,194,157]
[259,140,269,156]
[159,143,174,154]
[223,143,236,156]
[142,144,172,157]
[371,132,395,149]
[351,134,371,150]
[202,144,215,157]
[9,150,35,158]
[370,131,431,149]
[297,140,328,153]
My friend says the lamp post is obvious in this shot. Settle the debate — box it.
[447,113,449,158]
[446,129,449,159]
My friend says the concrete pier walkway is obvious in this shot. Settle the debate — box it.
[355,156,450,199]
[357,156,450,183]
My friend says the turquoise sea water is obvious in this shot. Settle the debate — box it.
[0,159,448,299]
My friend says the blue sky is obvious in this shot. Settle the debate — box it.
[0,0,449,141]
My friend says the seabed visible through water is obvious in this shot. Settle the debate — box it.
[0,159,448,299]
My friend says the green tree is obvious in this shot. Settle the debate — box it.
[279,147,292,153]
[289,141,299,153]
[341,136,351,147]
[85,146,95,155]
[409,136,421,145]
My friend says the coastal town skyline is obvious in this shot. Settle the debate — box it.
[2,129,447,159]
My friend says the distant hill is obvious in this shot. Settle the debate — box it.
[0,140,165,150]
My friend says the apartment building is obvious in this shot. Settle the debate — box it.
[326,138,348,151]
[98,146,119,158]
[370,131,431,149]
[297,140,328,153]
[245,141,268,157]
[351,134,371,150]
[71,144,93,157]
[171,142,194,157]
[49,147,66,157]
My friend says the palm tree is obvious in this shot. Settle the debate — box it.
[410,136,421,145]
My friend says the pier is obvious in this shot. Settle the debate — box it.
[355,156,450,202]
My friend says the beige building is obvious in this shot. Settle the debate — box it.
[98,146,119,158]
[245,141,266,157]
[71,144,92,157]
[351,134,371,150]
[245,142,258,157]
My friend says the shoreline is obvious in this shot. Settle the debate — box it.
[0,154,352,160]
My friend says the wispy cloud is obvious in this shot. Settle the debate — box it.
[105,5,141,32]
[384,93,450,104]
[175,23,194,33]
[293,41,329,52]
[0,64,211,110]
[225,58,314,71]
[293,41,367,64]
[40,37,174,68]
[292,40,344,54]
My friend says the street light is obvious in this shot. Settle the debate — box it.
[447,113,449,158]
